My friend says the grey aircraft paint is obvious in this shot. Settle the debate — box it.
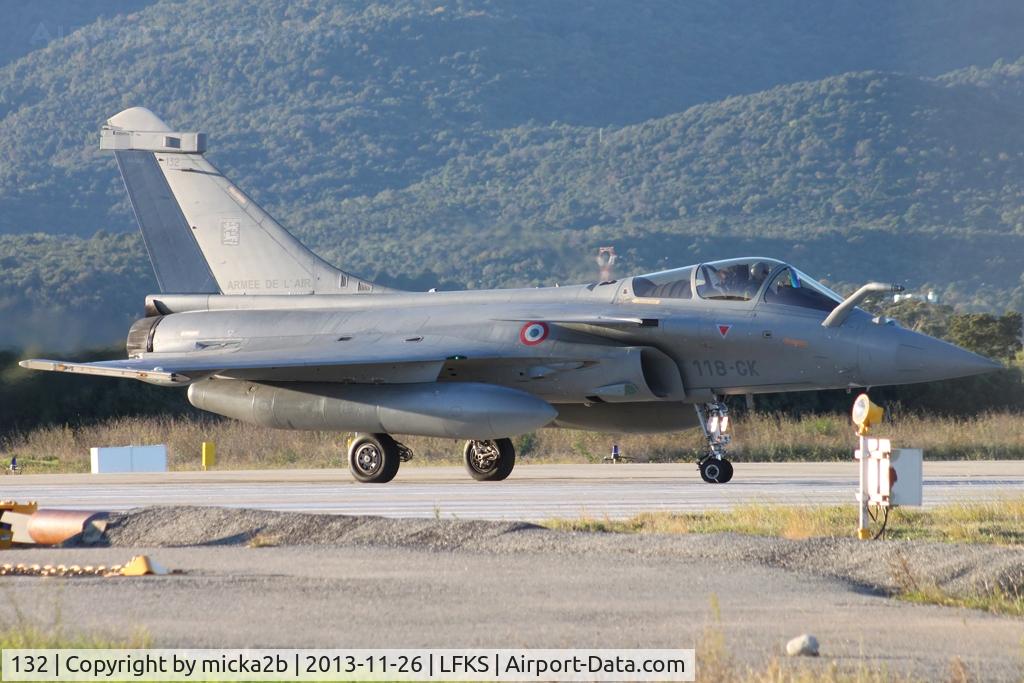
[20,108,1001,483]
[114,150,220,294]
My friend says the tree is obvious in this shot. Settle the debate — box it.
[947,311,1023,362]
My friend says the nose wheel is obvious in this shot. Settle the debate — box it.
[696,400,734,484]
[699,457,733,483]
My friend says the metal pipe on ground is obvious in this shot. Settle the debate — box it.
[27,510,110,546]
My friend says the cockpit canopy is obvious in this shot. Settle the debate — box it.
[629,257,843,311]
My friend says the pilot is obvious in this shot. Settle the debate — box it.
[710,267,731,296]
[750,262,771,284]
[746,262,771,296]
[715,265,749,297]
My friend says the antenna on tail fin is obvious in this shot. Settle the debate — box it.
[101,107,390,295]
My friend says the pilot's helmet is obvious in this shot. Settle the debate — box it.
[750,262,771,281]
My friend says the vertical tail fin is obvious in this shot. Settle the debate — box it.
[102,107,388,295]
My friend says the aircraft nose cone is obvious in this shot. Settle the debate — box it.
[858,325,1002,387]
[894,335,1001,381]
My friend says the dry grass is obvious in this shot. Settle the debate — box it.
[536,411,1024,462]
[546,498,1024,546]
[733,411,1024,461]
[696,596,927,683]
[246,531,283,548]
[698,646,953,683]
[888,547,1024,618]
[0,590,149,648]
[2,411,1023,473]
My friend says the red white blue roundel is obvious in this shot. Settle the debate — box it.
[519,321,549,346]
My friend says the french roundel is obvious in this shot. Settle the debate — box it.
[519,321,549,346]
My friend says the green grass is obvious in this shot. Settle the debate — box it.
[0,626,148,683]
[898,586,1024,618]
[0,587,150,650]
[0,605,149,680]
[0,625,147,648]
[545,498,1024,545]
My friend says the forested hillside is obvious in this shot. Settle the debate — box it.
[0,0,154,68]
[0,233,154,349]
[0,0,1023,348]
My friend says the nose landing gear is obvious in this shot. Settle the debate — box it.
[699,457,733,484]
[696,401,733,483]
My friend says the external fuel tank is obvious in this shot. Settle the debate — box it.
[187,379,558,439]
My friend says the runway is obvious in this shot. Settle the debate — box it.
[5,462,1023,520]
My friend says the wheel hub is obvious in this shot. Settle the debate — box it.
[354,444,382,475]
[469,441,500,472]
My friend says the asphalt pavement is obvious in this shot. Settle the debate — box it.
[3,538,1022,680]
[4,462,1023,521]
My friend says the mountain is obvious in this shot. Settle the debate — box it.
[0,0,1023,348]
[322,66,1024,285]
[0,1,155,68]
[4,0,1024,236]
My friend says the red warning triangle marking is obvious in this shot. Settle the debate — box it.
[717,324,731,338]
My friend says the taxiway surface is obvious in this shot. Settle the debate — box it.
[5,462,1023,520]
[5,542,1022,680]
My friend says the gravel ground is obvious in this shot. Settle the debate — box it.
[97,506,1024,603]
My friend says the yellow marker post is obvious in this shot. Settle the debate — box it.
[201,442,216,471]
[852,394,884,539]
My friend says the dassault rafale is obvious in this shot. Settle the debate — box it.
[21,108,1000,484]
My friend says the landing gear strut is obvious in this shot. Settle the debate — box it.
[696,400,733,484]
[347,433,413,483]
[463,438,516,481]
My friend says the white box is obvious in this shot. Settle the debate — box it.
[890,448,923,506]
[864,446,923,507]
[90,446,132,473]
[90,445,168,474]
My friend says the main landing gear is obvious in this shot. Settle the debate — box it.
[463,438,516,481]
[347,433,517,483]
[347,433,414,483]
[696,400,734,484]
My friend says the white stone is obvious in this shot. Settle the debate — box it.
[785,634,820,657]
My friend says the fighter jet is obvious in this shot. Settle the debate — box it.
[21,108,1001,484]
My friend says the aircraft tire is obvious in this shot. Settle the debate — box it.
[699,458,732,484]
[348,433,401,483]
[464,438,516,481]
[718,459,734,483]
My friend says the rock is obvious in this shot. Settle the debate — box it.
[786,634,820,657]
